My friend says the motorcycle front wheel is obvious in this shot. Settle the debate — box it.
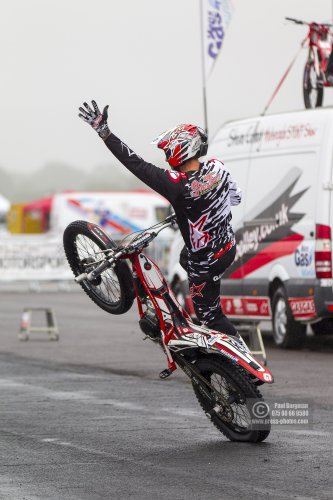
[63,220,135,314]
[192,356,271,442]
[303,61,323,109]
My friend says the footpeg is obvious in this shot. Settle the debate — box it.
[159,368,174,379]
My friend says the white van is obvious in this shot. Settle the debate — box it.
[168,108,333,348]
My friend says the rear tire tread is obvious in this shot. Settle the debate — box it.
[193,356,270,443]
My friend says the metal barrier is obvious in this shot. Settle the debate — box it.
[18,308,59,341]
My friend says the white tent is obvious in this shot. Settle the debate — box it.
[0,194,10,216]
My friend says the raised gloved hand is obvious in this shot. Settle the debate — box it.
[78,100,110,140]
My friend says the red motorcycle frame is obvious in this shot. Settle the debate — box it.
[64,216,273,442]
[286,17,333,108]
[73,216,274,384]
[134,242,275,383]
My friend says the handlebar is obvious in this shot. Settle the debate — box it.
[164,213,177,224]
[74,213,177,283]
[285,16,333,28]
[125,213,177,252]
[285,17,306,25]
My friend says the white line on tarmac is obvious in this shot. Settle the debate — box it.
[0,377,148,411]
[39,437,133,460]
[278,429,332,436]
[1,378,331,434]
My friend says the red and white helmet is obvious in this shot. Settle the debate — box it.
[151,124,208,169]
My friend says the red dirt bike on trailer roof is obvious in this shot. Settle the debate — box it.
[63,214,274,443]
[286,17,333,108]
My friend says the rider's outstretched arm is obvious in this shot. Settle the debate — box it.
[78,100,181,203]
[104,132,180,202]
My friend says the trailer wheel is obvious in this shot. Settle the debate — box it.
[271,287,306,349]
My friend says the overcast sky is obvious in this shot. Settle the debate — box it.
[0,0,332,175]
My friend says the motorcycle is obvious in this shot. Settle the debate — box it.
[63,214,274,442]
[286,17,333,109]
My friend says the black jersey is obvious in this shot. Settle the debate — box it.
[104,133,242,255]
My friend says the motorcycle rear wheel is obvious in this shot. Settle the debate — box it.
[303,61,323,109]
[192,356,271,442]
[63,220,135,314]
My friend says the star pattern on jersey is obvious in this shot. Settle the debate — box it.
[188,213,212,251]
[189,282,206,298]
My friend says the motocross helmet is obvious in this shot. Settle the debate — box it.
[151,124,208,169]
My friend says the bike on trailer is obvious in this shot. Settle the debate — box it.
[286,16,333,109]
[63,214,274,443]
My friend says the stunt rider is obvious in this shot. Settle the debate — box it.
[78,100,242,340]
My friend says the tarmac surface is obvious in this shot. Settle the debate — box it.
[0,290,332,500]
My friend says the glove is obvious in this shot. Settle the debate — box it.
[78,100,111,140]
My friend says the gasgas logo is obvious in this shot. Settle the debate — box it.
[295,243,314,277]
[295,244,313,267]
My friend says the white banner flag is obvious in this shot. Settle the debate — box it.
[202,0,233,81]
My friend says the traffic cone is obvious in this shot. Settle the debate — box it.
[18,310,30,341]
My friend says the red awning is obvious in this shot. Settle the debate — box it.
[23,196,53,213]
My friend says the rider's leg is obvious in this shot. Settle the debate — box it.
[188,274,238,336]
[187,245,240,338]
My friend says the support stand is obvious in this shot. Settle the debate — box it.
[236,321,267,366]
[18,308,59,341]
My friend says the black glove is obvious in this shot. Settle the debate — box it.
[78,100,110,140]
